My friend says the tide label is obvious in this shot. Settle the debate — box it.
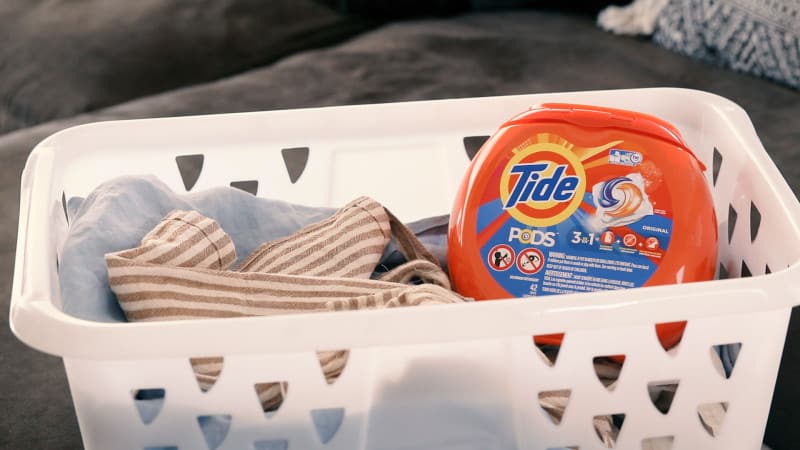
[476,133,673,297]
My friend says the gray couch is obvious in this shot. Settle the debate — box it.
[1,2,798,449]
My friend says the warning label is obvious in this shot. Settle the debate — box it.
[517,248,545,274]
[487,244,514,271]
[540,251,644,294]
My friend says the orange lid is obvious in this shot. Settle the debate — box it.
[507,103,705,169]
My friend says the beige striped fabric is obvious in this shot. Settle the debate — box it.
[106,197,466,411]
[188,356,224,393]
[236,196,392,277]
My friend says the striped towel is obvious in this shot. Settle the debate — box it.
[106,197,466,411]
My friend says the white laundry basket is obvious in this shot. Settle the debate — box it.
[10,88,800,450]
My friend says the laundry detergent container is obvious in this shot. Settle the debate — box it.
[448,103,718,352]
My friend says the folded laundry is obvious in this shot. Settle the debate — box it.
[106,198,461,322]
[59,176,448,322]
[106,196,467,411]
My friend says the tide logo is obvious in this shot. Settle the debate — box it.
[500,142,587,227]
[503,163,579,207]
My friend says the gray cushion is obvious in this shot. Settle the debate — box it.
[0,0,370,134]
[317,0,628,17]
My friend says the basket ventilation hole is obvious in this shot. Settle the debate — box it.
[719,264,729,280]
[56,256,59,273]
[749,201,761,242]
[727,205,737,244]
[254,440,288,450]
[641,436,673,450]
[593,355,625,391]
[593,413,625,448]
[132,388,165,424]
[310,407,345,444]
[741,261,752,278]
[647,381,679,415]
[317,349,349,385]
[538,389,571,425]
[230,180,259,196]
[176,154,204,191]
[712,147,722,185]
[533,334,564,366]
[197,414,232,450]
[190,356,224,393]
[698,402,728,437]
[655,321,686,354]
[463,136,490,160]
[61,191,69,225]
[254,382,288,418]
[144,447,178,450]
[711,343,741,379]
[282,147,310,184]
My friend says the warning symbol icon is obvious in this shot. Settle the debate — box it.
[517,248,545,275]
[487,244,515,271]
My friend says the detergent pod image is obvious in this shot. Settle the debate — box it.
[448,103,718,349]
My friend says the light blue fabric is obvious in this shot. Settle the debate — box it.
[197,414,232,450]
[59,175,448,322]
[133,388,165,424]
[310,408,345,444]
[716,342,742,378]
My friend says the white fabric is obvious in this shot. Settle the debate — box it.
[597,0,669,35]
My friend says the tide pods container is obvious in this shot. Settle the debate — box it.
[448,104,718,351]
[10,89,800,450]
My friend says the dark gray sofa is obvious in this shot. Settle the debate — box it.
[1,2,798,449]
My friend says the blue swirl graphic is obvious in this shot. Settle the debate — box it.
[598,177,631,208]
